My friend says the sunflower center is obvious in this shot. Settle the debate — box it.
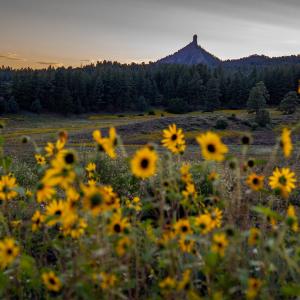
[140,158,149,169]
[252,178,259,185]
[49,277,56,285]
[55,210,62,216]
[207,144,216,153]
[113,223,121,233]
[6,248,13,255]
[90,193,103,208]
[181,225,188,232]
[279,175,287,185]
[64,153,75,165]
[217,242,224,249]
[242,136,250,145]
[171,134,177,141]
[200,223,206,229]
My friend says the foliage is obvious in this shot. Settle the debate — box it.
[214,117,229,129]
[255,109,271,127]
[0,62,299,115]
[0,123,298,299]
[280,91,299,114]
[247,81,268,112]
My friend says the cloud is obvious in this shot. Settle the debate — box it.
[0,53,26,61]
[36,61,63,66]
[80,59,95,64]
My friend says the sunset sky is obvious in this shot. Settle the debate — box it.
[1,0,300,69]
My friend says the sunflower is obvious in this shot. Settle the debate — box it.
[116,236,131,256]
[162,124,186,154]
[56,149,78,168]
[93,127,117,159]
[248,228,260,246]
[42,159,76,190]
[131,147,158,179]
[36,183,56,203]
[45,200,67,226]
[0,175,18,201]
[180,163,192,184]
[35,154,46,166]
[246,278,262,300]
[269,167,296,198]
[205,207,223,229]
[211,233,228,257]
[0,238,20,269]
[93,272,117,290]
[86,162,96,179]
[173,219,192,236]
[178,237,195,253]
[195,214,213,234]
[159,277,177,291]
[196,131,228,162]
[280,128,292,158]
[286,205,298,232]
[177,269,192,291]
[108,213,130,235]
[246,173,264,191]
[182,182,197,200]
[42,271,62,292]
[31,210,45,232]
[61,213,87,239]
[81,184,105,215]
[45,139,65,158]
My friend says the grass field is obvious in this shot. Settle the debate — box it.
[0,109,300,299]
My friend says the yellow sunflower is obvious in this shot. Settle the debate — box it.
[93,127,117,159]
[173,219,192,236]
[286,205,298,232]
[0,175,18,201]
[195,214,213,234]
[246,173,264,191]
[248,228,260,246]
[205,207,223,229]
[246,278,262,300]
[280,128,292,158]
[36,183,56,203]
[35,154,46,166]
[161,124,186,154]
[178,237,195,253]
[45,200,67,226]
[108,213,130,235]
[56,149,78,168]
[211,233,228,257]
[131,147,158,179]
[196,131,228,162]
[116,236,131,256]
[269,167,296,198]
[42,271,62,292]
[0,238,20,269]
[31,210,45,232]
[81,184,105,215]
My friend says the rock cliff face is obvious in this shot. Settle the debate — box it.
[157,35,221,66]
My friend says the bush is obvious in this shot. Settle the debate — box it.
[214,118,228,129]
[255,109,271,127]
[148,110,155,115]
[166,98,191,114]
[280,91,298,114]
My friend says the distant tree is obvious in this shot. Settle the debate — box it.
[7,97,19,113]
[136,96,149,112]
[280,91,298,114]
[30,99,42,114]
[0,97,8,114]
[204,78,221,112]
[247,82,268,113]
[167,98,191,114]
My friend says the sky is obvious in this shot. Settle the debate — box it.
[1,0,300,69]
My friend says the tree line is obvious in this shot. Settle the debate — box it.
[0,61,299,115]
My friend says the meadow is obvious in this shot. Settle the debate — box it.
[0,109,299,299]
